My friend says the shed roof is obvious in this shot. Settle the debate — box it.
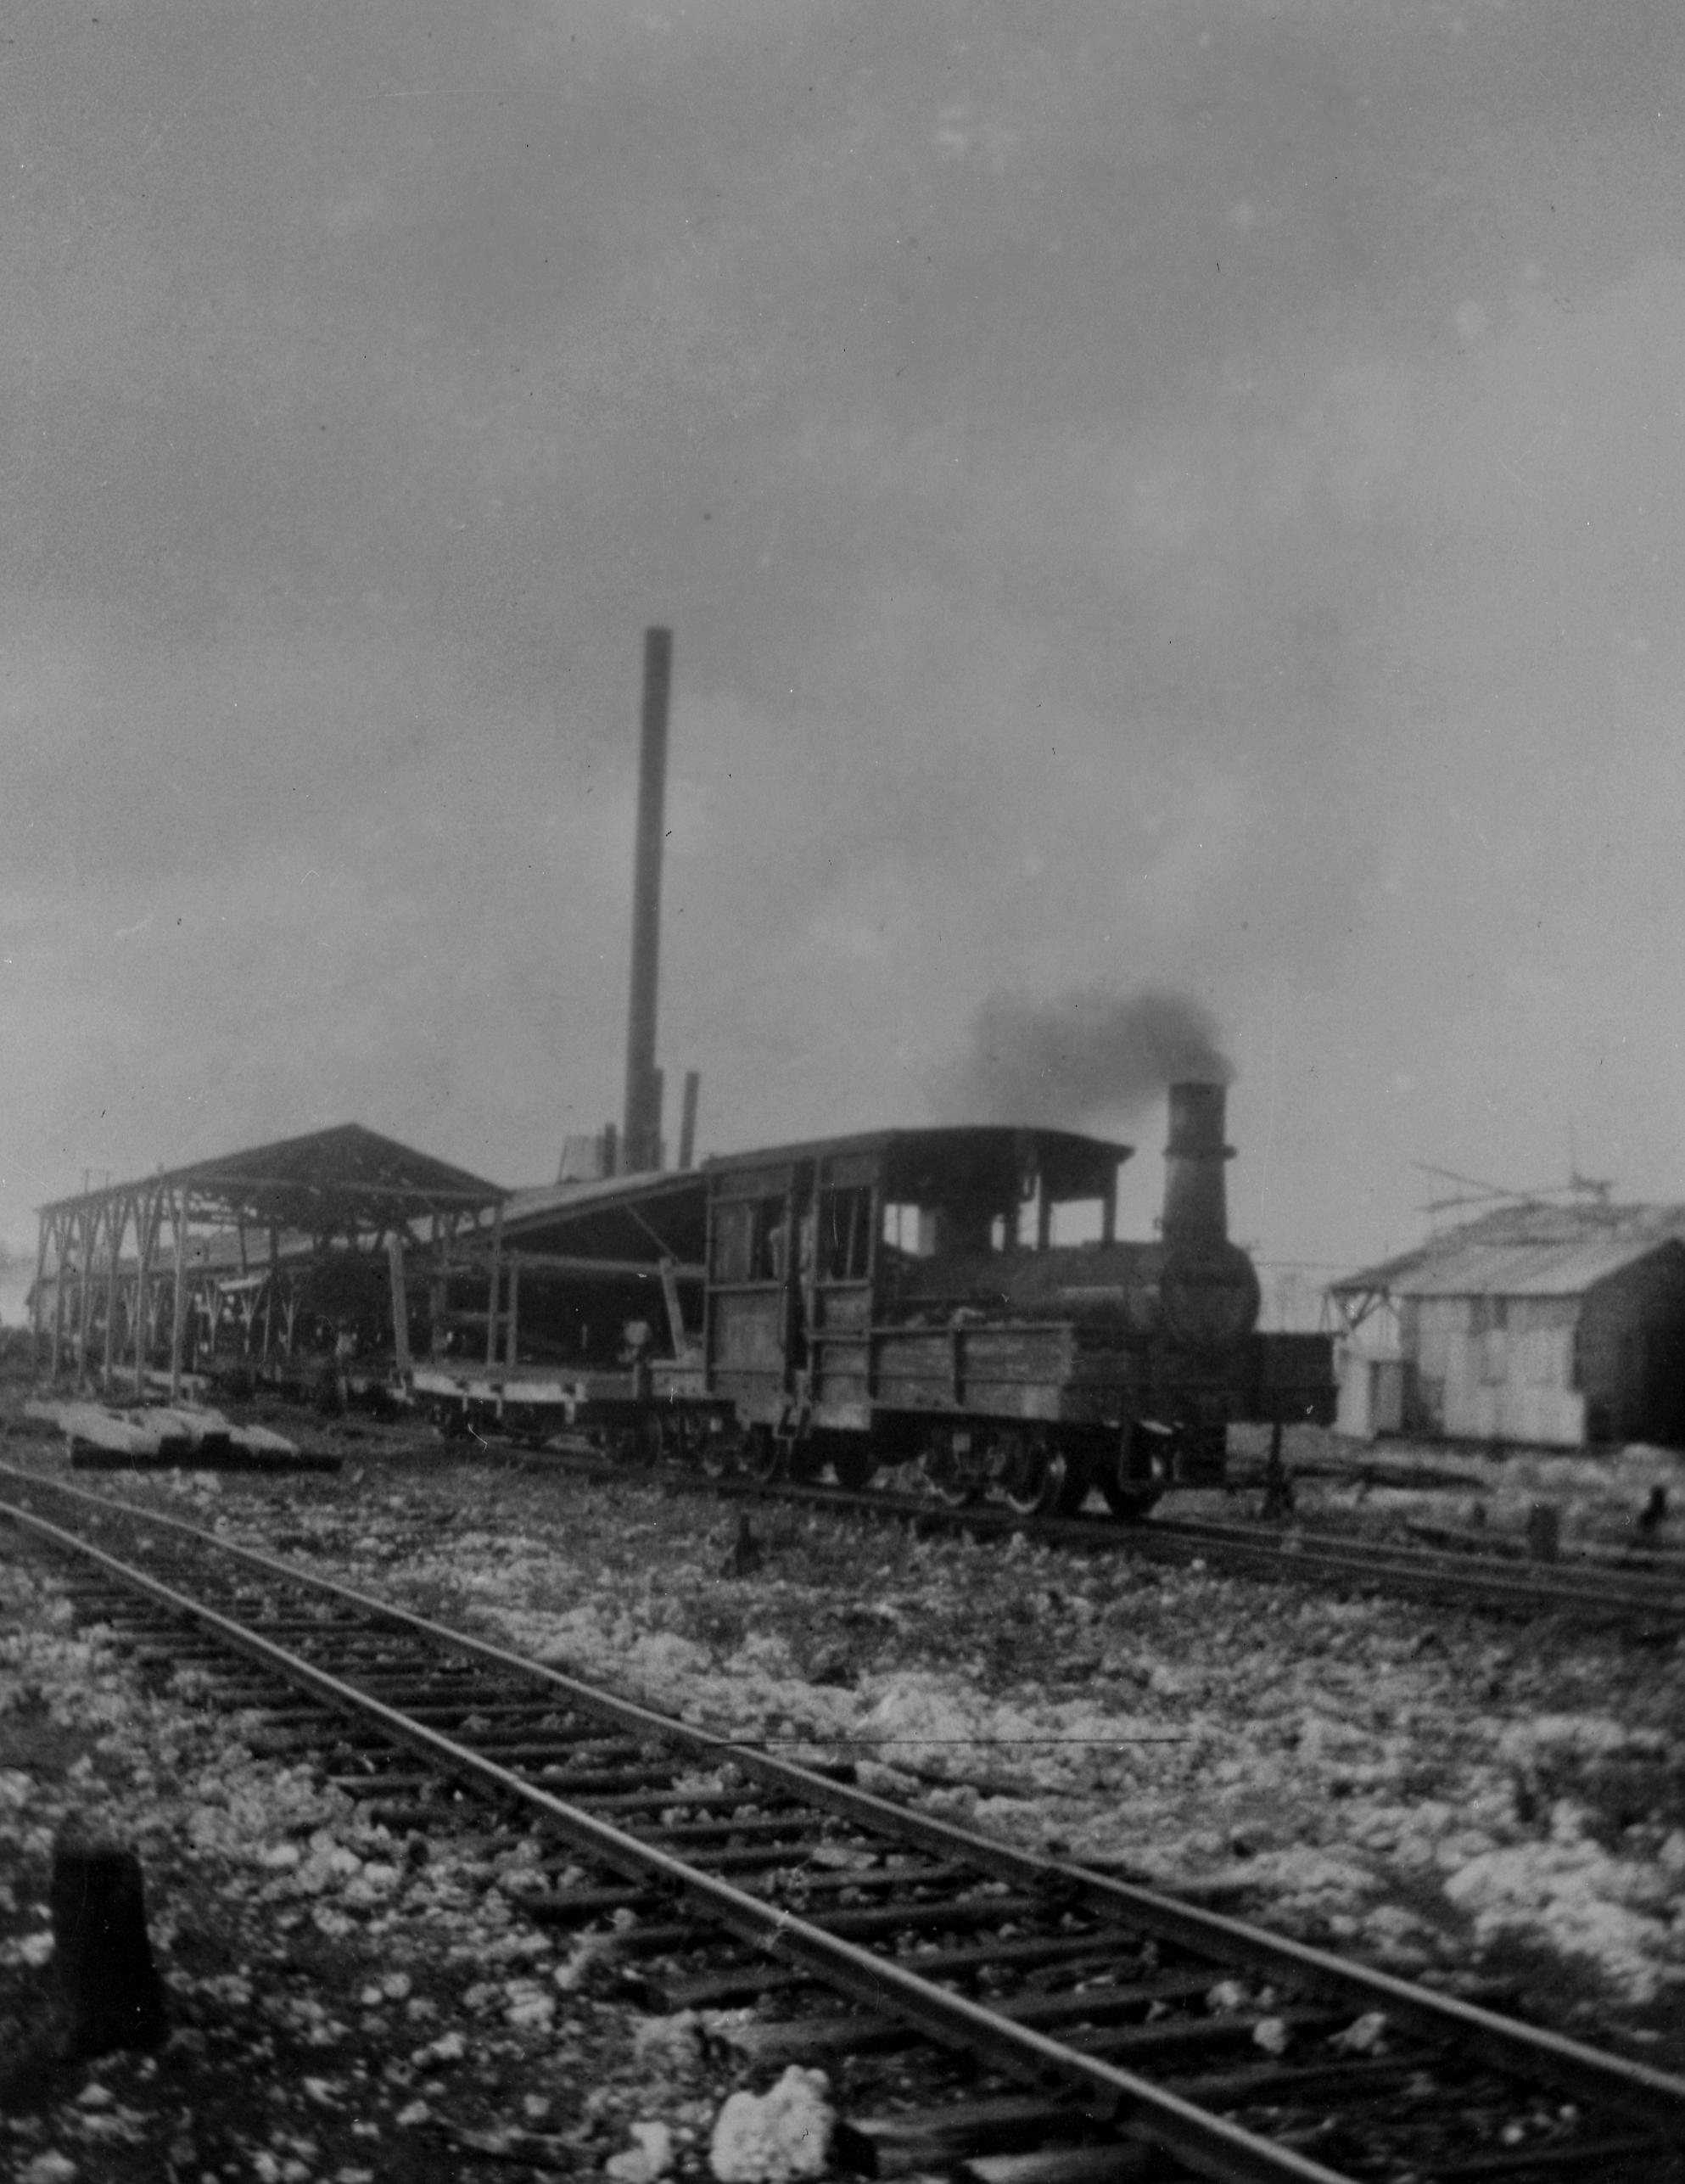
[705,1124,1129,1206]
[40,1123,504,1234]
[489,1164,709,1265]
[1331,1201,1685,1302]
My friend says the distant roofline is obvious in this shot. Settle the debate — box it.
[699,1122,1134,1171]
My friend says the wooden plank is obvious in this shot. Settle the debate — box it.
[25,1401,166,1457]
[964,2148,1162,2184]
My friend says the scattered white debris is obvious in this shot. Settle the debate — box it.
[24,2158,78,2184]
[607,2120,677,2183]
[1252,2016,1291,2055]
[709,2067,835,2183]
[632,2011,703,2072]
[1330,2011,1389,2055]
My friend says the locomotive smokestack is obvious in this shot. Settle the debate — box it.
[623,626,672,1173]
[1162,1081,1234,1246]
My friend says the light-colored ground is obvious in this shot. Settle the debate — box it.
[3,1424,1683,2184]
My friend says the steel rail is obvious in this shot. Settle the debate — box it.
[5,1463,1685,2140]
[1,1490,1357,2184]
[1132,1518,1685,1619]
[505,1444,1685,1625]
[500,1441,1685,1633]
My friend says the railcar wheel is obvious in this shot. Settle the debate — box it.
[921,1441,983,1508]
[700,1431,738,1480]
[831,1445,876,1493]
[1001,1439,1071,1520]
[1101,1424,1165,1521]
[1100,1476,1162,1521]
[744,1426,784,1485]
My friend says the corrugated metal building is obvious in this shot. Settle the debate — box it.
[1330,1202,1685,1449]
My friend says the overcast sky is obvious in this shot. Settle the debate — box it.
[4,0,1685,1296]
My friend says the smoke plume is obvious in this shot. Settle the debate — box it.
[956,986,1234,1129]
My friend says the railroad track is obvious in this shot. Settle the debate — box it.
[493,1440,1685,1636]
[3,1463,1682,2184]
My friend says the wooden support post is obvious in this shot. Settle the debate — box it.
[658,1256,690,1364]
[50,1821,167,2058]
[388,1231,411,1376]
[484,1202,504,1368]
[430,1213,451,1359]
[102,1199,122,1394]
[76,1204,97,1389]
[31,1215,48,1374]
[48,1215,66,1382]
[1036,1187,1053,1252]
[1100,1169,1117,1248]
[505,1252,520,1368]
[264,1225,279,1360]
[169,1189,188,1403]
[134,1190,156,1397]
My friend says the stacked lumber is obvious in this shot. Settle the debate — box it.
[21,1401,339,1474]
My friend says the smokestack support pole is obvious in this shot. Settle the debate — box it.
[678,1069,701,1171]
[623,626,672,1173]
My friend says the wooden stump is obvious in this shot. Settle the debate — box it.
[50,1825,167,2058]
[1525,1501,1561,1564]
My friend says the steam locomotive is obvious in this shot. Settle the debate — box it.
[416,1082,1336,1519]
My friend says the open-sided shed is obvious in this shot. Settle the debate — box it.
[33,1123,504,1397]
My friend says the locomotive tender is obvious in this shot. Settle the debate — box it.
[413,1081,1335,1518]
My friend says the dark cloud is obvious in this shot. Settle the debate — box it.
[953,988,1234,1133]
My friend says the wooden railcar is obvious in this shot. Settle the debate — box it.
[689,1119,1333,1515]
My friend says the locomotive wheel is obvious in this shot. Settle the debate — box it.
[1002,1440,1071,1520]
[831,1445,876,1493]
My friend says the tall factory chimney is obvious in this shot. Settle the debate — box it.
[623,627,672,1173]
[1162,1081,1234,1246]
